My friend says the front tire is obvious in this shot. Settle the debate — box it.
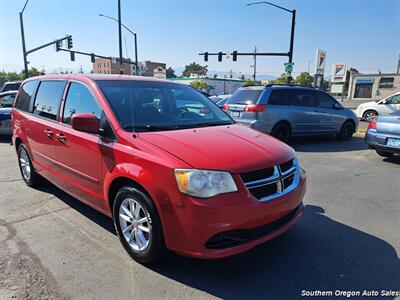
[363,110,377,122]
[337,121,355,140]
[18,144,40,187]
[113,186,166,264]
[376,150,394,158]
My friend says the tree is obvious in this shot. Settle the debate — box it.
[213,74,218,79]
[243,79,259,87]
[0,67,43,87]
[240,74,245,80]
[294,72,313,87]
[190,80,213,93]
[274,73,288,84]
[166,67,177,78]
[182,62,208,78]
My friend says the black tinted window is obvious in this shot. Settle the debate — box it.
[62,83,102,125]
[318,91,337,108]
[268,89,293,105]
[226,89,263,105]
[293,89,319,107]
[15,80,38,112]
[33,81,66,120]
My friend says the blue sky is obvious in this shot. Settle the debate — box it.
[0,0,399,78]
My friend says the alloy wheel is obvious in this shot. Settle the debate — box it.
[19,148,31,181]
[119,198,152,252]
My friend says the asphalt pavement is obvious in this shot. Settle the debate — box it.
[0,134,399,299]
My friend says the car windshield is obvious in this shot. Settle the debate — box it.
[96,80,234,132]
[391,110,400,116]
[226,89,263,105]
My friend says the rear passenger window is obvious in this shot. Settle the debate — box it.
[33,81,66,120]
[268,90,293,105]
[318,91,337,108]
[294,90,319,107]
[62,82,102,125]
[15,80,38,112]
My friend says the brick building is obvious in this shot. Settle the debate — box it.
[92,57,132,75]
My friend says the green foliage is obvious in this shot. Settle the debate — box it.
[182,62,208,78]
[190,80,213,93]
[243,79,259,87]
[294,72,313,87]
[0,67,42,87]
[274,73,288,84]
[166,67,177,78]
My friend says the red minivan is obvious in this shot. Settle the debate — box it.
[12,74,306,263]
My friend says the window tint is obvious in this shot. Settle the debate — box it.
[15,80,38,112]
[268,89,293,105]
[392,95,400,104]
[293,89,319,107]
[33,81,66,120]
[226,89,263,105]
[318,91,337,108]
[63,83,102,125]
[379,77,394,88]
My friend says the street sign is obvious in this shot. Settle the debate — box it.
[284,62,294,73]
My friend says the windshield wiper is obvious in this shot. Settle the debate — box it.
[133,124,180,132]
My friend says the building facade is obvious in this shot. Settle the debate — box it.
[172,77,245,96]
[347,73,400,101]
[92,58,132,75]
[132,61,166,78]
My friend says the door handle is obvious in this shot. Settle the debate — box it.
[44,129,54,138]
[55,133,67,144]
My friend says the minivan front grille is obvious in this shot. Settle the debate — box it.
[240,158,299,201]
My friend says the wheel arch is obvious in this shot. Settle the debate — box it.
[362,109,379,119]
[272,120,292,133]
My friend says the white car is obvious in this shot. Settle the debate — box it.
[355,92,400,121]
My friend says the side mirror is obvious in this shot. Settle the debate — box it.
[333,103,343,109]
[71,113,99,134]
[379,100,386,105]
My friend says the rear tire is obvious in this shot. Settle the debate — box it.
[271,122,291,143]
[376,150,394,158]
[337,121,355,140]
[18,144,40,187]
[113,186,166,264]
[363,110,377,122]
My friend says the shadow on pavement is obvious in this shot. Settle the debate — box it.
[150,205,399,299]
[33,184,399,299]
[0,135,12,144]
[382,155,400,165]
[291,136,367,153]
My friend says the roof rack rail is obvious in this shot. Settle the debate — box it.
[264,83,318,89]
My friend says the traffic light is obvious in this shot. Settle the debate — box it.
[218,52,223,62]
[91,53,95,63]
[204,52,208,62]
[56,41,61,52]
[70,52,75,61]
[67,36,73,49]
[232,51,238,62]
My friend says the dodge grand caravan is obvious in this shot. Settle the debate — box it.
[12,75,306,263]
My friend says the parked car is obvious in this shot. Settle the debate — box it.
[12,75,306,263]
[0,91,18,108]
[209,94,232,103]
[0,107,12,135]
[0,81,22,93]
[365,110,400,158]
[224,85,358,142]
[216,97,229,108]
[355,92,400,121]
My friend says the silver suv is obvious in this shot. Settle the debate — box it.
[224,85,358,142]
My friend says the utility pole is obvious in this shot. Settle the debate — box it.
[397,53,400,74]
[253,46,257,81]
[118,0,123,74]
[19,0,30,79]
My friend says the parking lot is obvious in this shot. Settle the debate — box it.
[0,133,399,299]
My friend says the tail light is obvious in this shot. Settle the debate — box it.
[368,116,377,129]
[244,104,267,112]
[223,104,229,110]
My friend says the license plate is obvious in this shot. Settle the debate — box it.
[387,138,400,148]
[232,111,241,117]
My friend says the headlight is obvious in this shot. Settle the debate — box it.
[174,169,238,198]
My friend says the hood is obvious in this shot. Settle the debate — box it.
[139,124,294,174]
[359,101,378,108]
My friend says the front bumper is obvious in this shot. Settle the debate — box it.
[165,170,306,259]
[365,129,400,154]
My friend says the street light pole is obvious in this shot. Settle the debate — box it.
[99,13,139,75]
[246,1,296,84]
[117,0,123,74]
[19,0,29,79]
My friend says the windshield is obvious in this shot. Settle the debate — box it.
[391,110,400,116]
[96,80,234,132]
[226,89,263,105]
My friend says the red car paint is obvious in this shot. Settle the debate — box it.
[12,74,306,259]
